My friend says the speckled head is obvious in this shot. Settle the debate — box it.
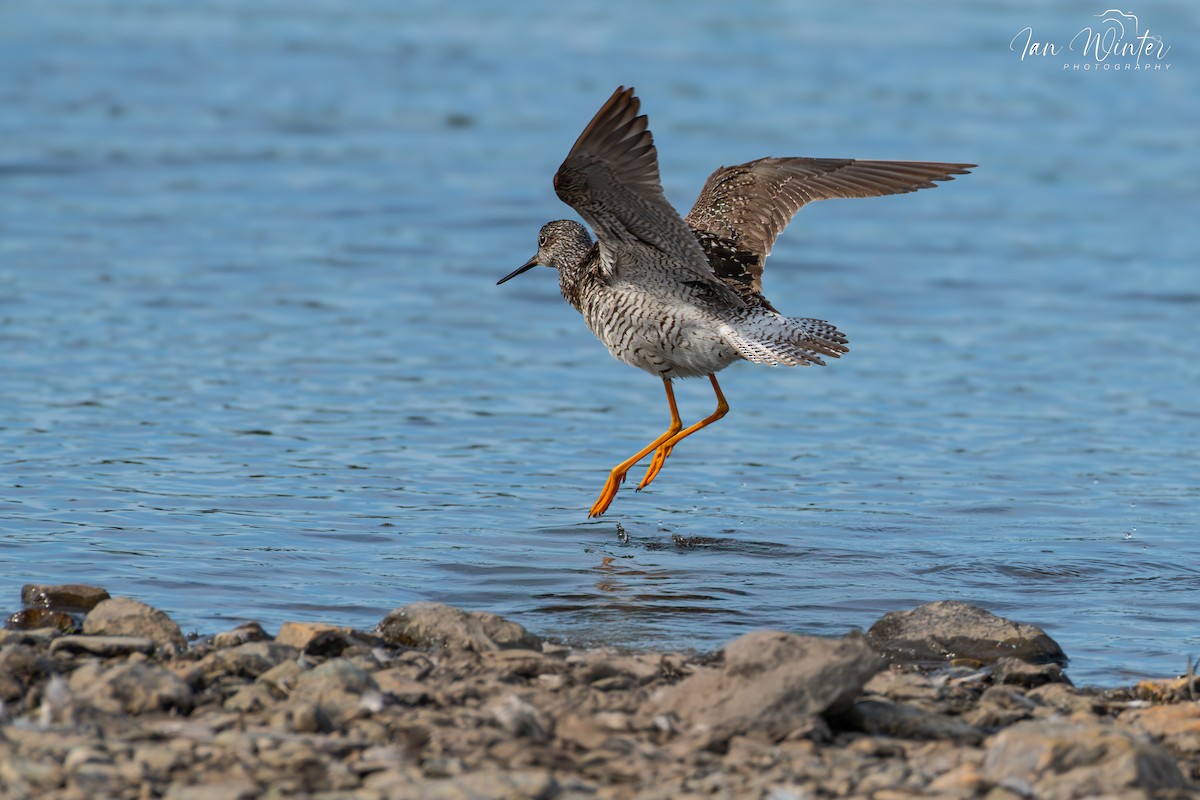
[497,220,593,284]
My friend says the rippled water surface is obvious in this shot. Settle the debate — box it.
[2,1,1198,685]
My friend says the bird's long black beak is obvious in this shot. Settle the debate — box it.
[497,256,539,285]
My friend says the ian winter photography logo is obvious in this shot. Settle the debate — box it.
[1010,9,1172,72]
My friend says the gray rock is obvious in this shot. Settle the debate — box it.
[839,698,984,743]
[163,781,259,800]
[422,767,556,800]
[378,602,542,652]
[198,641,298,680]
[275,700,333,734]
[866,601,1066,667]
[224,682,279,713]
[0,643,56,704]
[982,718,1189,798]
[21,583,111,612]
[489,694,552,743]
[49,634,156,658]
[289,657,379,724]
[0,745,66,796]
[77,660,194,715]
[648,631,882,745]
[991,655,1071,687]
[962,686,1038,728]
[210,621,270,649]
[83,597,186,653]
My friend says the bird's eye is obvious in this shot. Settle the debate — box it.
[538,235,547,247]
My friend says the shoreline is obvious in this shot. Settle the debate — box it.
[2,585,1197,799]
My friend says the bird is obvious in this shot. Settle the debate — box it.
[498,86,973,518]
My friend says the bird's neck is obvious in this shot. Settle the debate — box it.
[557,242,601,314]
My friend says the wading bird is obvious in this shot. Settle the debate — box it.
[498,86,972,517]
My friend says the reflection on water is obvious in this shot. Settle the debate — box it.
[1,0,1198,686]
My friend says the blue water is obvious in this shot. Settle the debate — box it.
[2,1,1197,686]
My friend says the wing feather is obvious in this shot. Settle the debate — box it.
[685,158,975,299]
[552,87,732,293]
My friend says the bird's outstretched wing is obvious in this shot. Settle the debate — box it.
[553,87,735,294]
[685,158,975,302]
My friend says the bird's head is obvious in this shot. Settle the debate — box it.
[497,220,593,284]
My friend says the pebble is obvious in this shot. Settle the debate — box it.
[0,587,1196,799]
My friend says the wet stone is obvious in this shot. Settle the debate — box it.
[867,600,1067,667]
[21,583,111,613]
[6,607,78,632]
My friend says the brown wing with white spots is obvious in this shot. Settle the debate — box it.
[686,158,975,305]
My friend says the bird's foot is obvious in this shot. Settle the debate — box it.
[588,470,628,518]
[636,444,673,491]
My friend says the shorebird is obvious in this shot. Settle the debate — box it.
[498,86,972,518]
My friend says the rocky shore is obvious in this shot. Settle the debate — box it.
[1,586,1197,799]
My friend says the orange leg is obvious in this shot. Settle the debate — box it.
[588,377,682,518]
[637,373,729,491]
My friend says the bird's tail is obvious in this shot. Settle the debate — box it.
[719,312,849,367]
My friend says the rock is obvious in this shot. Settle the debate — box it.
[570,651,660,689]
[83,597,186,653]
[378,602,542,652]
[76,660,194,715]
[0,628,59,649]
[288,657,379,724]
[373,668,431,705]
[840,698,984,744]
[21,583,111,612]
[5,608,77,632]
[211,621,270,649]
[1120,703,1200,753]
[372,768,559,800]
[1135,674,1200,703]
[991,655,1071,687]
[481,648,565,681]
[224,682,279,713]
[163,781,259,800]
[982,718,1189,798]
[648,631,882,746]
[556,712,612,750]
[275,701,333,734]
[197,641,298,680]
[275,621,355,656]
[867,601,1066,667]
[0,643,56,703]
[861,669,941,703]
[962,686,1037,728]
[49,634,156,658]
[1026,682,1099,716]
[0,745,65,795]
[489,694,551,743]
